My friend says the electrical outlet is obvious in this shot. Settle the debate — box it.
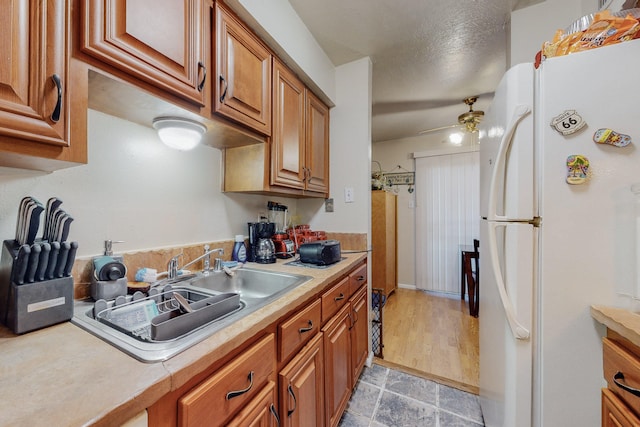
[325,198,334,212]
[344,187,354,203]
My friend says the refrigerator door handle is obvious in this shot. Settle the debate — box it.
[488,104,531,222]
[488,222,530,340]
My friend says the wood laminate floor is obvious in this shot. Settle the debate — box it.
[379,288,480,394]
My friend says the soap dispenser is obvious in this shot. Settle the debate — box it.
[91,240,127,300]
[93,240,126,281]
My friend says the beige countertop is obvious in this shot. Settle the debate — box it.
[591,305,640,348]
[0,253,367,427]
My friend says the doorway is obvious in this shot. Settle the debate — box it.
[372,146,480,392]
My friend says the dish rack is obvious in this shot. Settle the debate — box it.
[93,286,243,342]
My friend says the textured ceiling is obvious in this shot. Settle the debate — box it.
[288,0,543,142]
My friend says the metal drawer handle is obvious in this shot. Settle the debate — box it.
[356,275,365,282]
[299,320,313,333]
[226,371,254,400]
[197,61,207,92]
[334,293,345,302]
[287,385,297,416]
[613,371,640,397]
[51,74,62,123]
[219,75,228,103]
[270,403,280,427]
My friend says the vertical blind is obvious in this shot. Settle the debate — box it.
[415,150,479,294]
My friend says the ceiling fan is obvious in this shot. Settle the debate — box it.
[418,96,485,135]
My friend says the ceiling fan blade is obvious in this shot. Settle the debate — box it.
[417,124,462,135]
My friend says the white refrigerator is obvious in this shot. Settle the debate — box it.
[479,38,640,427]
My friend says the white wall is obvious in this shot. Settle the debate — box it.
[0,110,296,257]
[298,58,372,236]
[510,0,601,66]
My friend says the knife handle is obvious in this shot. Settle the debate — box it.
[36,242,51,282]
[45,242,60,280]
[12,245,31,285]
[63,241,78,277]
[55,242,70,278]
[25,243,41,283]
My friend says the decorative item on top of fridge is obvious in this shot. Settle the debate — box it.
[536,8,640,67]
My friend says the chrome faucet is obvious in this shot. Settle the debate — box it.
[167,246,224,279]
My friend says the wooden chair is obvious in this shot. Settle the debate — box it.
[464,239,479,317]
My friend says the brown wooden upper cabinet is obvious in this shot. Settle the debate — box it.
[81,0,207,106]
[272,59,329,195]
[0,0,87,170]
[214,2,272,136]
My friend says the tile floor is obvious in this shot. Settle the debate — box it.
[339,363,485,427]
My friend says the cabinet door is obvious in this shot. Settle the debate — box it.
[279,298,321,362]
[0,0,68,146]
[322,304,352,427]
[279,333,324,427]
[350,285,369,385]
[304,90,330,195]
[178,334,275,427]
[82,0,206,105]
[215,3,271,135]
[602,388,640,427]
[271,59,305,189]
[227,381,280,427]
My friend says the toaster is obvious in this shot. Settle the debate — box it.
[298,240,341,265]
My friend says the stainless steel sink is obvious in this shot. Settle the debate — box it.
[71,268,311,362]
[189,268,312,299]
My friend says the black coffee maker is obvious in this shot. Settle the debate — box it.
[247,222,276,263]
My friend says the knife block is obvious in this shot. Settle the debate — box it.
[0,240,73,334]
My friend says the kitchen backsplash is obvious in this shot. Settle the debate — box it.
[71,233,367,299]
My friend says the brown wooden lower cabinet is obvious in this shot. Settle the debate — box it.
[601,331,640,426]
[148,260,369,427]
[177,334,276,427]
[322,303,353,427]
[279,333,324,427]
[602,388,640,427]
[350,285,369,386]
[227,381,280,427]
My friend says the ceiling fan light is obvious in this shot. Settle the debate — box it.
[449,132,463,145]
[152,117,206,151]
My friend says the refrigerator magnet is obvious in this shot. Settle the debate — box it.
[566,155,589,185]
[550,110,586,136]
[593,128,631,147]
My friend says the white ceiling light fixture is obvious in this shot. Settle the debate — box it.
[152,117,206,151]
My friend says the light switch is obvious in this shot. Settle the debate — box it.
[344,187,354,203]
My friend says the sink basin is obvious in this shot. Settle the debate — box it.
[188,268,312,300]
[71,268,312,362]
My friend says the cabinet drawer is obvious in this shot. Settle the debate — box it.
[178,334,275,427]
[604,338,640,417]
[279,298,321,362]
[348,263,367,297]
[602,388,640,427]
[321,277,350,322]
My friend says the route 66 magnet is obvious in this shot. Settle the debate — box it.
[550,110,586,136]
